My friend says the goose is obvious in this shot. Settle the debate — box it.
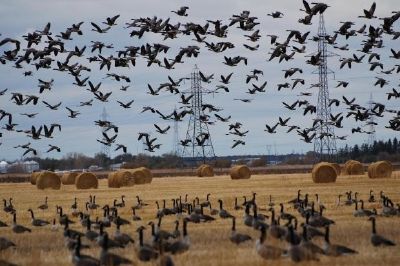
[252,205,268,230]
[217,199,234,219]
[114,195,125,208]
[230,217,252,244]
[256,226,285,260]
[3,199,15,213]
[172,220,180,238]
[96,223,123,249]
[64,219,84,240]
[88,195,99,210]
[113,223,134,247]
[199,205,215,222]
[353,200,365,217]
[159,238,175,266]
[38,196,48,211]
[308,205,335,227]
[368,190,375,202]
[304,213,325,239]
[323,226,357,256]
[0,219,7,227]
[0,237,16,251]
[186,204,201,223]
[85,220,99,241]
[100,233,132,266]
[72,235,100,266]
[113,214,130,227]
[200,193,211,208]
[369,217,395,246]
[359,200,376,216]
[299,224,324,255]
[169,218,190,254]
[284,218,301,245]
[287,225,319,262]
[131,207,141,221]
[208,202,219,215]
[234,197,242,210]
[136,226,159,261]
[28,208,49,226]
[101,206,112,227]
[243,203,254,227]
[279,203,295,221]
[51,218,59,232]
[57,206,75,225]
[268,208,286,239]
[12,212,31,233]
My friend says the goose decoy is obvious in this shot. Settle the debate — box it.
[288,225,319,262]
[256,226,285,260]
[369,217,395,246]
[169,218,190,255]
[11,212,31,234]
[0,237,16,251]
[113,223,134,247]
[136,226,159,262]
[217,199,234,219]
[323,226,357,256]
[28,209,49,226]
[229,217,252,244]
[100,233,132,266]
[72,235,99,266]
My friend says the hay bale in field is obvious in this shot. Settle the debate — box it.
[30,171,41,185]
[115,170,135,187]
[330,163,341,176]
[312,162,337,183]
[75,172,98,189]
[368,161,392,179]
[36,171,61,190]
[130,169,147,185]
[344,160,364,175]
[107,172,120,188]
[230,165,251,179]
[197,164,214,177]
[136,167,153,183]
[61,172,79,185]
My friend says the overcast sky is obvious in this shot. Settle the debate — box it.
[0,0,399,161]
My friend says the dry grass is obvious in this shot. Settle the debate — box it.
[0,172,400,265]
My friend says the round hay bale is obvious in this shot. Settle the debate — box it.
[130,169,147,185]
[75,172,98,189]
[312,162,337,183]
[36,171,61,190]
[30,171,41,185]
[344,160,364,175]
[330,163,341,176]
[136,167,153,183]
[61,172,79,185]
[107,172,120,188]
[197,164,214,177]
[230,165,251,180]
[368,161,392,179]
[115,170,135,187]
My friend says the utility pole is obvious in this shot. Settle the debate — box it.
[313,13,337,162]
[181,65,216,165]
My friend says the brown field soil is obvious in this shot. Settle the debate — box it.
[0,171,400,265]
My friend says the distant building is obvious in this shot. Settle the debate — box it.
[21,161,40,173]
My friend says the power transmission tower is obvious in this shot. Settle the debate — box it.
[313,14,337,162]
[366,93,376,146]
[100,107,111,158]
[181,65,216,165]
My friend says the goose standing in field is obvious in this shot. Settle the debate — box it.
[234,197,242,210]
[287,225,319,262]
[243,204,253,227]
[0,219,7,227]
[229,217,252,244]
[323,226,357,256]
[169,218,190,255]
[85,219,99,242]
[359,200,376,217]
[252,205,268,230]
[100,233,132,266]
[57,206,75,225]
[136,226,159,262]
[12,212,31,233]
[353,200,365,217]
[217,199,234,218]
[28,208,50,226]
[208,202,219,216]
[113,223,134,247]
[72,235,100,266]
[0,237,16,251]
[3,199,15,214]
[299,224,324,255]
[38,196,48,212]
[268,208,286,239]
[172,220,180,239]
[369,217,396,246]
[131,207,141,221]
[256,226,285,260]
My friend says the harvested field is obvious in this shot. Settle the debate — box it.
[0,172,399,265]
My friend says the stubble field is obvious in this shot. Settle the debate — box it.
[0,171,399,266]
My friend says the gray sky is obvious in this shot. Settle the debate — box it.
[0,0,399,161]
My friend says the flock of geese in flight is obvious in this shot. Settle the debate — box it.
[0,1,399,156]
[0,189,398,265]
